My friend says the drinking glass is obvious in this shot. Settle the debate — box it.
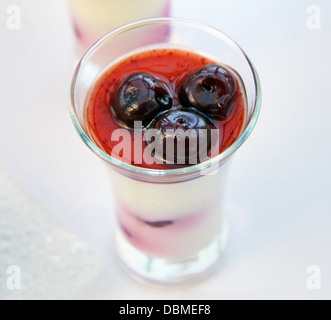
[69,18,261,283]
[67,0,170,51]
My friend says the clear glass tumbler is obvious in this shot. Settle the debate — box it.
[69,18,261,283]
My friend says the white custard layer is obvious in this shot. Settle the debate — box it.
[107,162,231,259]
[108,161,231,221]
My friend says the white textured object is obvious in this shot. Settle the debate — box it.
[0,168,100,300]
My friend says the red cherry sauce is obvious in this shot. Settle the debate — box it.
[86,48,246,169]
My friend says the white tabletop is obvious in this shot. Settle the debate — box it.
[0,0,330,300]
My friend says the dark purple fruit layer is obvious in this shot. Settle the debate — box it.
[141,219,174,228]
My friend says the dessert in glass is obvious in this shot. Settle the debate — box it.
[67,0,170,51]
[70,18,261,283]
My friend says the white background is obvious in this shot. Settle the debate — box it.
[0,0,330,299]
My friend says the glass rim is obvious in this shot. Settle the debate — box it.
[69,17,262,178]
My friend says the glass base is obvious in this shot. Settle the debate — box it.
[114,223,229,284]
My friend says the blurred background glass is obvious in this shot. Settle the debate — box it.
[67,0,170,51]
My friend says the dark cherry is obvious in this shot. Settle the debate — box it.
[148,109,218,165]
[111,73,172,129]
[178,64,238,120]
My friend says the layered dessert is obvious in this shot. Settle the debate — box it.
[68,0,170,50]
[85,48,246,260]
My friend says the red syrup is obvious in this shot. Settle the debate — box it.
[86,48,246,169]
